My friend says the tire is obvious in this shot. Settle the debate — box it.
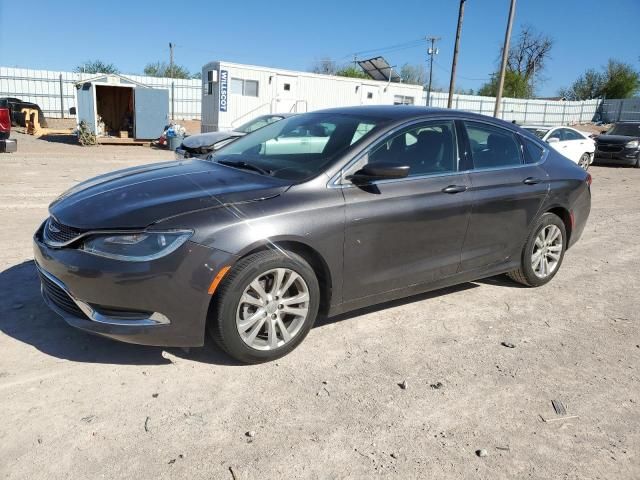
[507,212,567,287]
[578,153,590,170]
[208,249,320,364]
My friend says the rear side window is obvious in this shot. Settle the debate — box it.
[523,138,545,164]
[368,121,457,177]
[465,122,522,169]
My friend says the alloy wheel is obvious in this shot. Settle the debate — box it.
[531,224,563,279]
[578,153,590,170]
[236,268,310,350]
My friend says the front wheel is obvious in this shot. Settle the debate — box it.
[208,250,320,364]
[578,153,591,170]
[507,212,567,287]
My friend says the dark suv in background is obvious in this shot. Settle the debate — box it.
[594,122,640,167]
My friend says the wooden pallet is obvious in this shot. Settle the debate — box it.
[96,137,150,146]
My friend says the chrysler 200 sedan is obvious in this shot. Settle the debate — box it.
[34,106,591,363]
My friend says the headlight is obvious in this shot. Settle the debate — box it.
[625,140,639,149]
[82,230,192,261]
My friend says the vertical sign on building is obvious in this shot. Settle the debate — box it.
[219,69,228,112]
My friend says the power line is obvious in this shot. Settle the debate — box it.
[348,37,427,58]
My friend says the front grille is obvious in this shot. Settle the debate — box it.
[43,217,85,245]
[38,270,88,319]
[597,144,624,153]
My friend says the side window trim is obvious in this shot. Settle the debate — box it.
[339,118,460,185]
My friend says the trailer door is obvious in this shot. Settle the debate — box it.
[275,75,298,113]
[134,88,169,139]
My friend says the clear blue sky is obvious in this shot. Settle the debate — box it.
[1,0,638,96]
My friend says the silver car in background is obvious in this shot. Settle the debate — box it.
[176,114,296,159]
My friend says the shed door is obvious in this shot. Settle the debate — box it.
[275,75,298,113]
[134,88,169,139]
[76,82,96,133]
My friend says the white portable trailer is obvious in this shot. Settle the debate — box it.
[201,61,425,132]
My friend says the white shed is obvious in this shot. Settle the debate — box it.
[200,61,425,132]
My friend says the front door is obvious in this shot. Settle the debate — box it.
[342,119,472,301]
[459,120,549,271]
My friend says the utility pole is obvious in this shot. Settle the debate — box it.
[169,42,174,79]
[447,0,466,108]
[494,0,517,118]
[426,36,441,107]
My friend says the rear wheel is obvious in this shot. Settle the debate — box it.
[507,212,566,287]
[208,250,320,364]
[578,153,591,170]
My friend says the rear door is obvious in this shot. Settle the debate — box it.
[134,88,169,139]
[342,119,472,301]
[459,120,549,272]
[561,128,590,162]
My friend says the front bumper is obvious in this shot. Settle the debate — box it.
[33,225,238,347]
[594,148,638,165]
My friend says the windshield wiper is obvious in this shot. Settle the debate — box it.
[216,159,272,176]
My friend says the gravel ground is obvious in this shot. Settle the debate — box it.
[0,132,638,480]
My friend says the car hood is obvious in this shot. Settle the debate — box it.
[596,134,639,144]
[49,160,288,229]
[181,131,245,149]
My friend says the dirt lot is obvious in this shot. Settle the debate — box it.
[1,132,638,479]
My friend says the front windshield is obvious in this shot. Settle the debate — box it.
[211,113,385,181]
[235,115,285,134]
[607,123,640,137]
[523,127,550,139]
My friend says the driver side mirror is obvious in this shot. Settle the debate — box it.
[348,161,410,184]
[547,137,560,144]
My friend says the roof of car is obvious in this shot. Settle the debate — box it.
[313,104,522,124]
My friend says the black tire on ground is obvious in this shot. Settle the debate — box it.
[507,212,567,287]
[208,249,320,364]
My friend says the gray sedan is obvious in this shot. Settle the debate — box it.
[34,106,591,363]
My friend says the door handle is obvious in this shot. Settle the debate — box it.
[523,177,542,185]
[442,185,468,194]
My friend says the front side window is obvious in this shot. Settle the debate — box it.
[368,121,457,177]
[547,129,562,141]
[211,113,386,181]
[235,115,284,134]
[465,122,522,169]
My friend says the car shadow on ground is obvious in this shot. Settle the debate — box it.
[0,260,518,367]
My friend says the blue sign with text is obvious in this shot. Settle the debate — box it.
[219,69,228,112]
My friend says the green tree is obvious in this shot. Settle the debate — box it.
[478,71,531,98]
[74,60,119,74]
[558,60,639,100]
[335,65,368,79]
[558,69,605,100]
[143,61,192,79]
[601,59,640,98]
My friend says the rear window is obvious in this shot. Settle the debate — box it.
[465,122,522,169]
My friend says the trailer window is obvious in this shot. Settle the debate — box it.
[231,78,259,97]
[394,95,414,105]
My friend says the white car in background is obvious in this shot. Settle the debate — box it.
[522,125,595,170]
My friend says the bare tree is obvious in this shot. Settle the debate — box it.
[310,58,338,75]
[400,63,426,86]
[507,25,553,79]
